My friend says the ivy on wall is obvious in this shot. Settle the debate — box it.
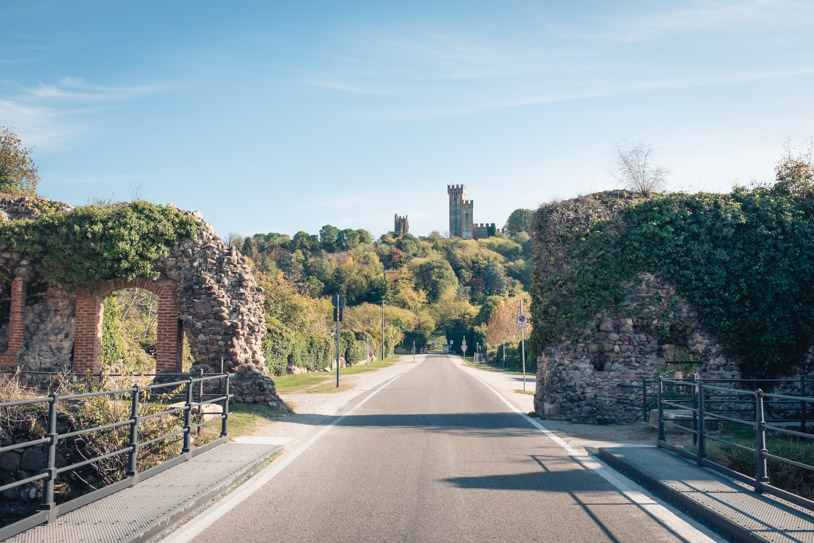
[530,187,814,378]
[0,201,200,290]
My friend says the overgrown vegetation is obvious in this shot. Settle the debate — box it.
[0,201,200,290]
[530,150,814,378]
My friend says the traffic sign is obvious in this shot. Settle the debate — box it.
[517,314,527,328]
[331,294,345,307]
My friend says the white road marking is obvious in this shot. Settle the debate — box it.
[160,364,419,543]
[454,358,724,543]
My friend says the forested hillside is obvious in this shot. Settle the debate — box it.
[230,214,536,375]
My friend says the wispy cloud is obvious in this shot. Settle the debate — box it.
[0,77,165,151]
[28,78,164,101]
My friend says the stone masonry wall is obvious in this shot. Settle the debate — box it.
[0,195,279,404]
[534,272,741,423]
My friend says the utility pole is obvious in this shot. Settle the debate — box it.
[332,294,345,388]
[381,301,386,363]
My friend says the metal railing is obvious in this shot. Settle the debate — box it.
[0,372,231,540]
[616,379,650,421]
[657,376,814,511]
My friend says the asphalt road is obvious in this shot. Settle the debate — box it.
[183,355,712,542]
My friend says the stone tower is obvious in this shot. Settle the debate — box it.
[447,184,467,238]
[447,184,495,240]
[393,214,409,237]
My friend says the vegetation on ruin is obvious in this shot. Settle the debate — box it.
[0,200,200,290]
[530,149,814,378]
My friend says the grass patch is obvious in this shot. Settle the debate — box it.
[272,359,398,395]
[463,359,529,375]
[514,389,535,395]
[228,403,282,437]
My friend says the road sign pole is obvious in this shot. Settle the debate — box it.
[520,299,526,391]
[336,310,340,388]
[381,301,385,362]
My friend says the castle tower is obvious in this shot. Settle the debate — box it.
[447,184,467,238]
[461,200,474,239]
[393,214,409,237]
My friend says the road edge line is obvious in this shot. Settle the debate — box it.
[452,358,722,543]
[160,365,418,543]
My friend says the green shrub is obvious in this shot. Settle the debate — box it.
[0,201,200,290]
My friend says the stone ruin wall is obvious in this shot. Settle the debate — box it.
[530,191,813,424]
[0,195,280,404]
[534,272,741,424]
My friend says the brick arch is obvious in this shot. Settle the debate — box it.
[73,278,182,374]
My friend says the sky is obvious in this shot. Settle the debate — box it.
[2,1,813,240]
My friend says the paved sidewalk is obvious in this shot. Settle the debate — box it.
[599,446,814,543]
[8,440,283,543]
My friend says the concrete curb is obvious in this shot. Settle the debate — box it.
[597,447,764,543]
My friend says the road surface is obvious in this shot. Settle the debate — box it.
[174,354,721,542]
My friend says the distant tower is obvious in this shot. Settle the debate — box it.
[447,184,467,238]
[393,214,409,237]
[461,199,474,239]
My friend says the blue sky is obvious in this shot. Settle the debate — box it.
[2,1,813,239]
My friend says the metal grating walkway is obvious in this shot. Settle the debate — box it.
[599,446,814,543]
[6,441,282,543]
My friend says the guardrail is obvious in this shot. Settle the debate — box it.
[657,376,814,511]
[0,372,231,540]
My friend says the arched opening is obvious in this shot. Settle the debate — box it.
[74,278,185,374]
[101,288,158,373]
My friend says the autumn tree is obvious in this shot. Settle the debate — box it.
[0,126,40,195]
[485,297,526,345]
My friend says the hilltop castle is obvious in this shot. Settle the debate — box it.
[447,184,496,240]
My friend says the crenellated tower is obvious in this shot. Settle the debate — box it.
[447,184,495,240]
[447,184,467,238]
[393,214,409,237]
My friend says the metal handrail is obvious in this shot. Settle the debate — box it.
[657,376,814,511]
[0,372,232,539]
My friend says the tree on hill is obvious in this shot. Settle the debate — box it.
[413,259,458,303]
[0,126,40,195]
[504,208,534,236]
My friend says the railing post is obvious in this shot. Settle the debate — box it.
[126,385,140,484]
[657,376,665,443]
[221,374,230,438]
[197,368,204,437]
[697,380,707,464]
[691,374,698,446]
[38,393,58,522]
[182,376,193,455]
[801,375,807,433]
[755,388,770,492]
[642,378,648,422]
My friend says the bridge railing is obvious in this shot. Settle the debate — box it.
[0,372,231,540]
[657,376,814,511]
